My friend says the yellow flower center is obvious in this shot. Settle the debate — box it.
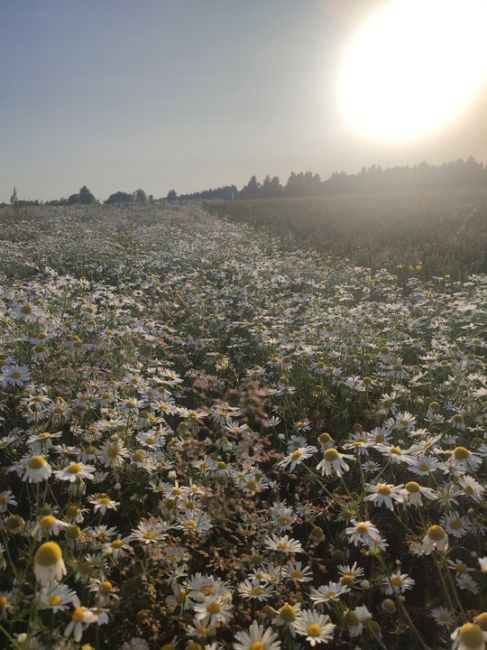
[249,643,265,650]
[143,531,156,540]
[476,613,487,631]
[40,515,56,528]
[459,623,484,649]
[0,596,9,608]
[390,576,403,586]
[35,542,62,566]
[185,519,197,529]
[307,623,322,637]
[377,484,392,496]
[453,447,469,460]
[72,606,86,622]
[279,603,296,622]
[111,539,123,548]
[67,463,82,474]
[291,450,303,460]
[28,456,46,469]
[206,601,221,614]
[324,448,339,462]
[390,446,402,455]
[405,481,421,493]
[356,522,369,534]
[427,525,446,541]
[100,580,112,593]
[48,595,62,606]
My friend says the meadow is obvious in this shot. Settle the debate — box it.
[209,189,487,282]
[0,202,486,649]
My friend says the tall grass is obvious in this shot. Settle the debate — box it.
[209,189,487,281]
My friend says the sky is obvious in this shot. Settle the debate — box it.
[1,0,487,202]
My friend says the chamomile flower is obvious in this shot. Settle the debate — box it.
[40,584,78,612]
[421,525,449,554]
[345,520,382,547]
[194,596,233,626]
[34,541,67,586]
[451,623,487,650]
[54,462,95,482]
[64,605,98,643]
[382,571,415,595]
[365,483,405,510]
[316,448,353,477]
[21,454,52,483]
[265,535,304,554]
[293,609,336,646]
[277,445,317,471]
[233,620,281,650]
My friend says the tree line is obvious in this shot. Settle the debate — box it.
[4,157,487,207]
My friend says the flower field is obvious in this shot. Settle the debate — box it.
[0,204,486,649]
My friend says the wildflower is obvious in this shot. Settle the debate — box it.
[293,609,336,646]
[233,620,281,650]
[382,571,415,595]
[273,602,302,627]
[422,525,448,554]
[177,510,213,534]
[338,562,364,587]
[131,519,168,544]
[1,365,30,387]
[344,605,371,637]
[365,483,405,510]
[448,447,482,473]
[345,520,382,547]
[441,511,471,538]
[64,605,98,642]
[316,448,354,477]
[0,490,17,512]
[194,596,233,626]
[21,454,52,483]
[40,584,79,612]
[54,461,95,482]
[451,622,487,650]
[265,534,304,554]
[34,541,67,586]
[31,514,68,540]
[402,481,437,506]
[277,445,317,471]
[90,494,120,514]
[282,561,313,583]
[238,579,274,602]
[310,581,350,606]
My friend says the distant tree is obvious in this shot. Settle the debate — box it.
[105,191,132,205]
[79,186,96,204]
[68,186,96,205]
[167,189,177,201]
[10,187,18,206]
[240,175,260,199]
[133,188,147,204]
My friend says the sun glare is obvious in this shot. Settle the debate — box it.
[337,0,487,142]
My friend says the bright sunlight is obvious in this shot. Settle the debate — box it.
[337,0,487,142]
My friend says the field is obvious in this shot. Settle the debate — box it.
[0,202,486,649]
[209,189,487,281]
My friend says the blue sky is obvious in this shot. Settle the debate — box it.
[1,0,486,201]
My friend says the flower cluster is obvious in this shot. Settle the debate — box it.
[0,204,486,649]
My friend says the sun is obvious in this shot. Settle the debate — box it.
[337,0,487,142]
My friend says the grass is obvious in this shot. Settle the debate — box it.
[209,188,487,281]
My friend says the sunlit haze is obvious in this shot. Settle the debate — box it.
[337,0,487,141]
[1,0,487,201]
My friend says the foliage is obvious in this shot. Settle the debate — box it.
[0,205,486,649]
[211,189,487,281]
